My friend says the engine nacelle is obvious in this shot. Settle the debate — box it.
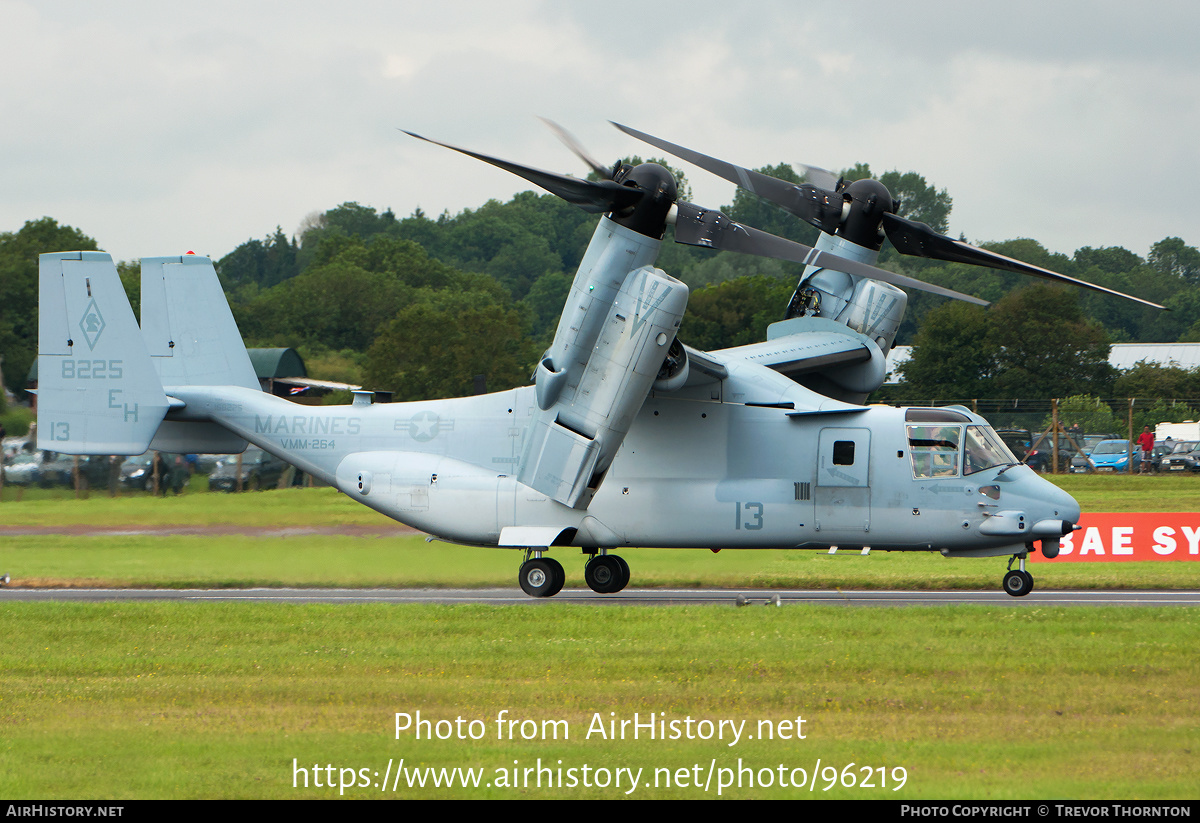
[652,337,689,392]
[784,228,907,356]
[520,264,688,508]
[838,277,907,354]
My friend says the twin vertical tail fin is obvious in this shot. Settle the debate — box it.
[139,255,257,454]
[139,255,259,391]
[37,251,170,454]
[37,251,258,456]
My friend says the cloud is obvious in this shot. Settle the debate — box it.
[2,0,1198,262]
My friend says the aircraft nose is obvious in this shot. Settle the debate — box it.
[1032,475,1081,523]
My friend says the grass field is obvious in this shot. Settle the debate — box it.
[1,473,1197,799]
[5,534,1200,591]
[2,475,1199,590]
[4,471,1200,522]
[1,602,1196,799]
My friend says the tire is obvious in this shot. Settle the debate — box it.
[611,554,630,593]
[584,555,623,594]
[519,559,559,598]
[544,557,565,597]
[1003,569,1033,597]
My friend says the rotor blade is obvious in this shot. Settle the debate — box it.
[673,202,989,306]
[538,117,611,179]
[795,163,839,191]
[612,122,843,233]
[881,213,1166,309]
[403,131,641,214]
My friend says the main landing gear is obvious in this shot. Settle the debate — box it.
[516,549,631,597]
[518,550,565,598]
[583,552,630,594]
[1002,552,1034,597]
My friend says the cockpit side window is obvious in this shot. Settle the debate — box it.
[963,425,1020,475]
[908,425,961,479]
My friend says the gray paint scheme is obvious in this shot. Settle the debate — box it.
[36,218,1082,596]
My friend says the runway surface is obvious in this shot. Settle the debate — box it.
[2,587,1197,606]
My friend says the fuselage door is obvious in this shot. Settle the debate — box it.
[815,427,871,535]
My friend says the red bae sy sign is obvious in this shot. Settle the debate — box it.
[1031,513,1200,562]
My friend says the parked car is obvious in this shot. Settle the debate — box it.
[2,450,112,488]
[1069,433,1124,473]
[37,452,78,487]
[191,453,224,474]
[118,452,187,492]
[1146,441,1177,473]
[2,436,31,460]
[207,448,294,492]
[3,451,44,485]
[1083,439,1141,473]
[1079,433,1119,452]
[1024,433,1080,473]
[995,429,1032,461]
[120,452,158,490]
[1161,441,1200,473]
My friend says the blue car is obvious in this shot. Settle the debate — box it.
[1086,440,1141,473]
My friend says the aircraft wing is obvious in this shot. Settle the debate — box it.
[673,316,887,402]
[715,331,871,380]
[676,344,729,382]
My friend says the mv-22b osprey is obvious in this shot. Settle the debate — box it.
[37,123,1162,598]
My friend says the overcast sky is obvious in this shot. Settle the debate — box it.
[3,0,1198,266]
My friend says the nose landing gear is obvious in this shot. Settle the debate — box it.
[1003,552,1034,597]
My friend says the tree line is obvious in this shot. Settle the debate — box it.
[3,157,1200,413]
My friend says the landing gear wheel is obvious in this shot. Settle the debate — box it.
[545,557,565,597]
[585,555,629,594]
[1003,569,1034,597]
[584,555,619,593]
[612,554,630,593]
[519,558,562,598]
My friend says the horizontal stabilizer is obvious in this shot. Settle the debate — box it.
[149,420,249,455]
[37,252,170,454]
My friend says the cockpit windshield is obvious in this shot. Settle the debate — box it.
[963,425,1019,475]
[908,423,1019,479]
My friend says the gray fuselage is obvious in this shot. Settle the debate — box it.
[168,359,1078,556]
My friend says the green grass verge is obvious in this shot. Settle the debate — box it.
[0,602,1195,799]
[1050,473,1200,512]
[3,534,1200,590]
[2,476,1199,589]
[3,473,1200,526]
[0,484,387,526]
